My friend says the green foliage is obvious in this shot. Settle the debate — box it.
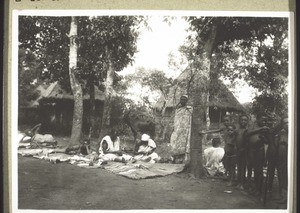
[186,16,289,118]
[18,48,41,106]
[252,93,288,119]
[19,16,140,92]
[109,94,155,136]
[142,70,173,97]
[110,95,130,126]
[217,25,288,118]
[125,67,174,98]
[187,17,287,52]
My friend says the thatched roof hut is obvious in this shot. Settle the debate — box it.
[33,82,106,135]
[154,67,245,141]
[155,68,244,113]
[39,81,105,103]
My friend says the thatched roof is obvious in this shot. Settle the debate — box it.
[209,81,244,111]
[20,84,49,108]
[39,81,105,103]
[155,67,244,112]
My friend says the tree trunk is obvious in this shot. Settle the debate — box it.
[205,90,210,130]
[88,78,96,139]
[188,63,210,178]
[99,49,115,140]
[204,26,217,131]
[188,26,217,178]
[68,16,83,147]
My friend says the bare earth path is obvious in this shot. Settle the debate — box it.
[18,156,276,210]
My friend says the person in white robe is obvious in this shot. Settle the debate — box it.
[97,129,132,163]
[133,134,160,163]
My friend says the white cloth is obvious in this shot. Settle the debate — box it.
[100,153,119,161]
[18,132,31,143]
[32,134,56,143]
[133,152,160,163]
[141,134,150,141]
[99,135,120,154]
[204,147,225,170]
[137,139,156,153]
[98,135,132,162]
[134,139,159,163]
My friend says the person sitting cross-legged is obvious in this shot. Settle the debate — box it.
[133,134,160,163]
[97,129,132,164]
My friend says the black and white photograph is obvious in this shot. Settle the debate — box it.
[11,9,294,212]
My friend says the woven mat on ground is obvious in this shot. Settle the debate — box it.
[33,152,72,162]
[102,162,185,179]
[19,148,99,165]
[18,148,185,179]
[18,148,55,157]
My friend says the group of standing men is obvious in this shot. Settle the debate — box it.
[220,113,289,204]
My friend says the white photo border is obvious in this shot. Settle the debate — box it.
[11,10,295,213]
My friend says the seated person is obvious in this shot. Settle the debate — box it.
[79,139,91,156]
[133,134,160,163]
[204,138,225,171]
[97,129,132,164]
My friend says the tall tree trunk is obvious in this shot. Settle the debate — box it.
[188,26,217,178]
[188,89,207,178]
[68,16,83,147]
[205,90,210,130]
[99,48,114,140]
[204,26,217,131]
[88,78,96,139]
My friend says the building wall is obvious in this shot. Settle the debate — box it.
[18,107,41,130]
[22,100,104,136]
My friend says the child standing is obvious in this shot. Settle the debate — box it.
[223,124,237,187]
[235,114,249,190]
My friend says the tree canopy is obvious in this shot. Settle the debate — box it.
[19,16,140,91]
[18,48,41,107]
[19,15,143,143]
[185,16,289,118]
[124,67,174,103]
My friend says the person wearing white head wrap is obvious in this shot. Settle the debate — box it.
[133,133,160,163]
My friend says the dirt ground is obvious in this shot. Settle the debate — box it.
[18,155,286,210]
[16,135,287,210]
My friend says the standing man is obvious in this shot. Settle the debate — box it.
[235,114,249,190]
[247,115,269,195]
[276,117,288,204]
[170,95,193,163]
[265,115,279,194]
